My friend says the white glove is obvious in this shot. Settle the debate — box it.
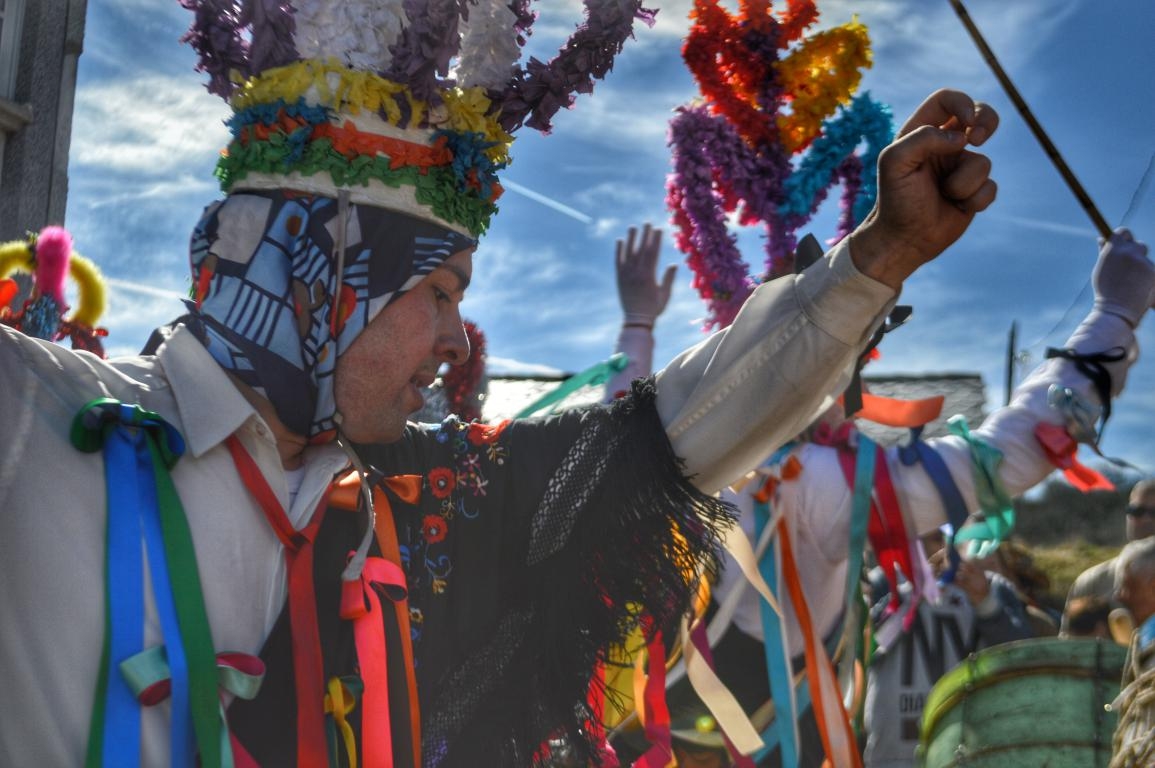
[1093,228,1154,327]
[616,223,676,328]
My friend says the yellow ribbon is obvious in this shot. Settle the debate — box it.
[324,676,359,768]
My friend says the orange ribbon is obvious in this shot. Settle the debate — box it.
[852,393,944,428]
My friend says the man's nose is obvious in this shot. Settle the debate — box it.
[439,319,470,366]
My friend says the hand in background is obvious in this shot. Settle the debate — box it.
[1091,228,1153,327]
[616,223,676,329]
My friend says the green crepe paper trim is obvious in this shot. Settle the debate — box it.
[947,414,1015,558]
[216,136,498,237]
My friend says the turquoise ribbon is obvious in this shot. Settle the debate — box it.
[73,398,221,768]
[513,353,630,418]
[946,415,1014,558]
[753,495,799,768]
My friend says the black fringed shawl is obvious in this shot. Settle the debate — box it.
[228,379,736,767]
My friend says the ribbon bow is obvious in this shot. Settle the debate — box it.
[333,472,424,768]
[1034,422,1114,492]
[121,645,263,768]
[947,416,1014,558]
[72,399,221,768]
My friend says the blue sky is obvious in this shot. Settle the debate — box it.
[66,0,1154,470]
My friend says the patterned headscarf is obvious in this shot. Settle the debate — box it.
[187,189,474,441]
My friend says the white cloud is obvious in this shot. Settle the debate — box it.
[71,76,229,177]
[485,355,566,377]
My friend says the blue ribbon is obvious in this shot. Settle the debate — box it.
[75,399,193,768]
[103,427,145,768]
[898,426,969,583]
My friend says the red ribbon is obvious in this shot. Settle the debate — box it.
[813,426,915,618]
[226,435,331,767]
[333,472,424,768]
[634,628,673,768]
[341,557,408,768]
[1035,422,1114,492]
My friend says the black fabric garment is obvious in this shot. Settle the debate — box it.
[229,379,736,767]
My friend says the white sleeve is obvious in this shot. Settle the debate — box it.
[604,326,654,402]
[891,309,1139,535]
[655,238,896,494]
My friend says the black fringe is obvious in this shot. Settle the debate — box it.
[439,378,738,767]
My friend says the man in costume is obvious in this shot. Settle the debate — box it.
[1,2,1003,767]
[606,227,1154,766]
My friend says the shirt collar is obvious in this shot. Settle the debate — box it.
[156,323,260,459]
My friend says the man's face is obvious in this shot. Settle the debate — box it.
[1116,562,1155,626]
[1126,485,1155,541]
[334,248,473,444]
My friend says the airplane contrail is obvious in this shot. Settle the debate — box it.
[501,179,593,224]
[105,277,187,301]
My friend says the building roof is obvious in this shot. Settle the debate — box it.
[413,367,988,447]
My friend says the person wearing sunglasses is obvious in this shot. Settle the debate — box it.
[1061,479,1155,636]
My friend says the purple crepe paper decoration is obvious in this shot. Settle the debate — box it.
[497,0,657,134]
[668,106,757,329]
[247,0,298,76]
[835,154,862,242]
[179,0,251,99]
[386,0,472,104]
[508,0,538,47]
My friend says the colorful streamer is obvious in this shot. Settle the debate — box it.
[667,0,895,328]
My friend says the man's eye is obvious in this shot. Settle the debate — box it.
[434,287,450,303]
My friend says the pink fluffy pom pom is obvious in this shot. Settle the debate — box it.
[34,225,72,307]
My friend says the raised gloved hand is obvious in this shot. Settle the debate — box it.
[616,223,676,328]
[1092,228,1154,327]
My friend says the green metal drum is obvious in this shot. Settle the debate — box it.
[918,637,1126,767]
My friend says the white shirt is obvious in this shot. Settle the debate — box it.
[1,237,894,764]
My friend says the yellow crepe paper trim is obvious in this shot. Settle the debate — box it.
[774,20,872,153]
[231,60,513,165]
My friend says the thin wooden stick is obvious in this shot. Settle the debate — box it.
[947,0,1113,239]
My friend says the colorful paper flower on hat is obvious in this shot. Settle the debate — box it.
[666,0,895,329]
[179,0,657,235]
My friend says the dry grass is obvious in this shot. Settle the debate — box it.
[1026,540,1121,605]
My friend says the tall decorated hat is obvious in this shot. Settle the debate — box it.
[177,0,658,441]
[181,0,659,238]
[666,0,894,329]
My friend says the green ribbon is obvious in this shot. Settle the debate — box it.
[947,414,1015,558]
[513,353,630,419]
[73,398,223,768]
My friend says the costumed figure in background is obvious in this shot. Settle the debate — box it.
[606,221,1155,768]
[597,2,1155,765]
[0,225,108,356]
[0,1,1004,767]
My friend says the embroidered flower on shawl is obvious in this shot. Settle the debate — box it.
[467,420,508,446]
[421,514,449,543]
[428,466,456,498]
